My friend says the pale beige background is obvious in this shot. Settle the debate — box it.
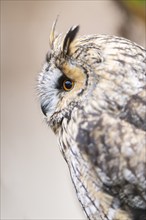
[1,1,145,220]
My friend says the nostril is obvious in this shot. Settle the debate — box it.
[41,103,47,116]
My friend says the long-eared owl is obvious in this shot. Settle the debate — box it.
[37,20,146,220]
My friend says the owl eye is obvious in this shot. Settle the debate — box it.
[63,79,74,91]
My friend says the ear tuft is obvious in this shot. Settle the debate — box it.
[63,25,80,55]
[49,16,59,49]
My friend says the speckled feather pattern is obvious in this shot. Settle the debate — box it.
[38,24,146,220]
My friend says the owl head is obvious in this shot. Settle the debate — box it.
[38,20,145,134]
[38,22,100,132]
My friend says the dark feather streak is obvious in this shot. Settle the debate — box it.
[63,25,80,54]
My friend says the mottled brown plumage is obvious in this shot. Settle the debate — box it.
[38,23,146,220]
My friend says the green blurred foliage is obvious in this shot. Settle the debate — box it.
[122,0,146,21]
[123,0,145,7]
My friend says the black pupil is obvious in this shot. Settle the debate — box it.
[64,80,73,89]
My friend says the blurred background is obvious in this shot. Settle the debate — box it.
[1,1,145,219]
